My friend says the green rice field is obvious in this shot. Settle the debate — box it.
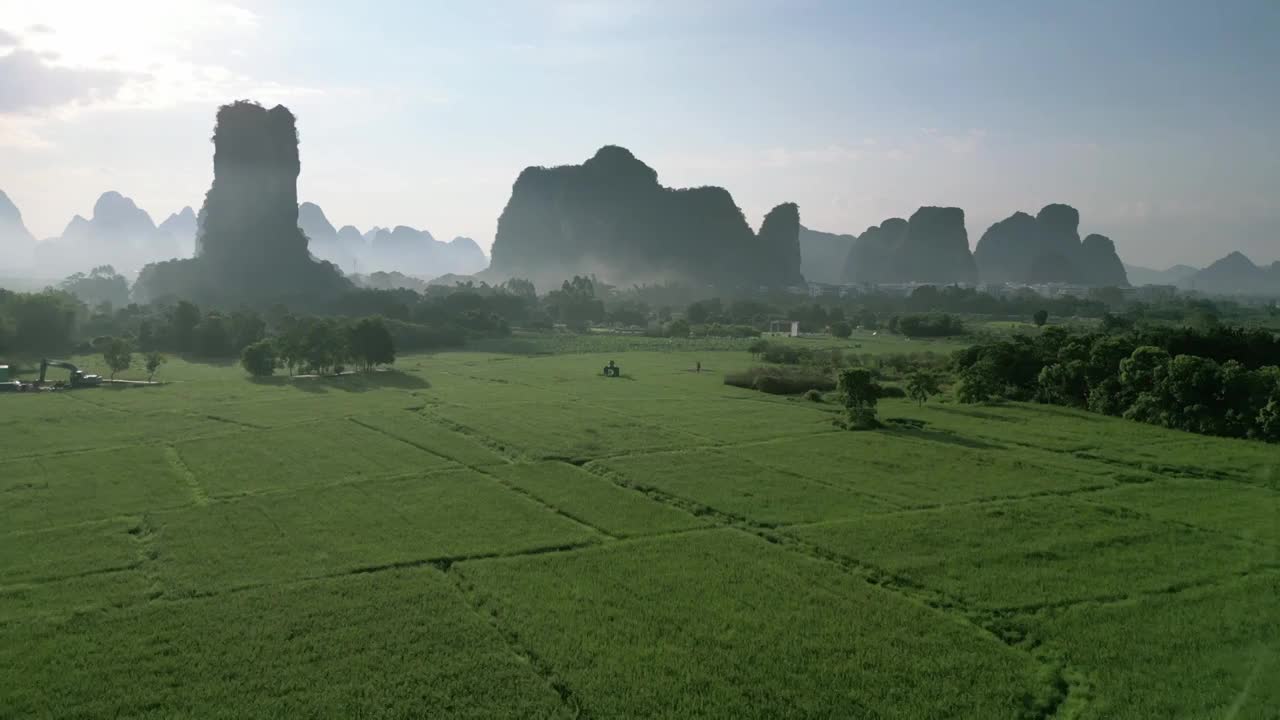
[2,343,1277,718]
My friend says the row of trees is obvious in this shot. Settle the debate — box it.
[241,316,396,377]
[955,326,1280,441]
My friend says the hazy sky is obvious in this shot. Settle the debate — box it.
[1,0,1276,268]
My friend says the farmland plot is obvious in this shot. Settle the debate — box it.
[0,569,571,719]
[597,449,899,526]
[488,461,706,537]
[788,498,1262,610]
[153,469,601,594]
[174,418,456,497]
[1027,573,1280,719]
[457,529,1058,719]
[0,446,189,530]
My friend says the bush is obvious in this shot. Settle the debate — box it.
[666,318,690,338]
[830,321,852,339]
[102,336,132,379]
[691,323,759,338]
[803,389,823,402]
[755,341,846,369]
[240,339,277,377]
[724,366,835,395]
[382,319,466,352]
[896,313,965,337]
[878,384,907,399]
[837,367,881,429]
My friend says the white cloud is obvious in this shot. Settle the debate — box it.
[0,1,319,147]
[0,50,132,113]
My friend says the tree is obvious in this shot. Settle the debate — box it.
[347,317,396,370]
[837,367,881,429]
[1258,396,1280,442]
[144,351,166,381]
[830,320,852,339]
[195,312,237,357]
[666,318,690,338]
[229,310,266,352]
[501,277,537,299]
[60,265,130,309]
[240,339,277,377]
[906,369,941,407]
[102,336,132,380]
[5,290,82,353]
[546,276,605,332]
[302,318,347,374]
[956,358,1002,403]
[1033,309,1049,327]
[171,300,202,352]
[1036,361,1088,407]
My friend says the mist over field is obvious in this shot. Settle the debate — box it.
[1,3,1278,719]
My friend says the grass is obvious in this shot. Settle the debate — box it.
[487,461,707,537]
[1024,573,1280,719]
[153,469,601,595]
[597,449,901,526]
[2,333,1274,718]
[174,419,456,497]
[0,446,190,530]
[455,529,1054,719]
[788,498,1264,610]
[0,568,572,719]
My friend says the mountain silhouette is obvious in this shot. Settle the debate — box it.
[158,206,198,258]
[297,206,487,279]
[0,189,37,271]
[134,101,349,304]
[1124,263,1199,286]
[973,204,1128,286]
[839,209,976,285]
[488,145,803,287]
[38,191,181,276]
[1181,251,1280,296]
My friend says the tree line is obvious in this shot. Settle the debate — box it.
[954,325,1280,442]
[240,316,395,377]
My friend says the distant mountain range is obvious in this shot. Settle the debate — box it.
[0,189,487,281]
[290,202,489,278]
[1123,263,1199,287]
[0,190,37,268]
[1178,252,1280,296]
[798,226,855,285]
[803,203,1127,288]
[4,185,1276,297]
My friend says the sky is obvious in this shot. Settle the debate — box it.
[0,0,1277,268]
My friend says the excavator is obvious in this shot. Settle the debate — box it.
[38,359,103,388]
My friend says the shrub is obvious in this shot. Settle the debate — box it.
[724,366,835,395]
[144,351,166,381]
[896,313,965,337]
[878,385,907,399]
[803,389,823,402]
[240,339,277,377]
[837,367,881,429]
[691,323,759,338]
[102,336,132,380]
[830,321,852,339]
